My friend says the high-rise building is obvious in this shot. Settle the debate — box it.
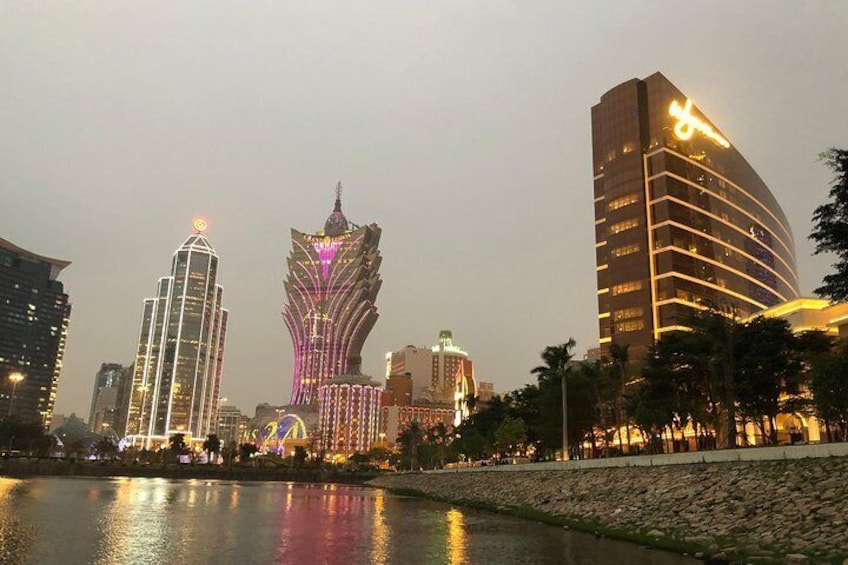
[283,184,382,405]
[216,404,248,446]
[0,238,71,427]
[125,220,228,448]
[386,330,477,423]
[317,374,382,457]
[592,72,800,358]
[88,362,129,435]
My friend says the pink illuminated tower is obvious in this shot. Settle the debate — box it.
[283,183,382,405]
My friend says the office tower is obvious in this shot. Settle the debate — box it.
[317,374,381,457]
[216,404,248,446]
[125,220,228,448]
[0,238,71,427]
[592,72,799,358]
[283,184,382,405]
[88,362,128,435]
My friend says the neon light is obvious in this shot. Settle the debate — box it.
[669,99,730,148]
[193,218,208,232]
[313,238,342,278]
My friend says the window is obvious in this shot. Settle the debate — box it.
[611,243,641,258]
[609,218,639,235]
[607,193,639,212]
[615,320,645,333]
[612,280,643,296]
[613,307,643,321]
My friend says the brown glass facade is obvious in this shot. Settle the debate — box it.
[592,72,799,358]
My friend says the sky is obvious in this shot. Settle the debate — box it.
[2,1,847,419]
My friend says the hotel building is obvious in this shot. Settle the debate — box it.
[592,72,800,358]
[0,238,71,427]
[283,184,382,405]
[125,221,228,448]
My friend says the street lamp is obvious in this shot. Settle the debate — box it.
[7,372,25,418]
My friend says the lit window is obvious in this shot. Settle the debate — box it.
[613,307,644,321]
[612,280,643,296]
[615,320,645,333]
[610,243,640,258]
[607,193,639,211]
[609,218,639,235]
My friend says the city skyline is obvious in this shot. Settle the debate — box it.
[2,2,845,418]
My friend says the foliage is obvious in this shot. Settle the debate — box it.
[493,416,527,455]
[92,437,119,460]
[203,434,221,462]
[169,433,190,456]
[810,148,848,300]
[0,418,53,456]
[809,341,848,441]
[238,443,259,463]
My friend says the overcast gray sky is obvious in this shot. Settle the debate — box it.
[2,1,846,419]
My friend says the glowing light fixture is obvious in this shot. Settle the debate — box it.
[669,99,730,148]
[193,218,208,233]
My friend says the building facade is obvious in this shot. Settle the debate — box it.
[125,222,228,448]
[88,362,130,435]
[0,238,71,427]
[283,184,382,405]
[317,374,382,457]
[386,330,477,424]
[216,404,249,446]
[592,72,800,358]
[380,404,454,447]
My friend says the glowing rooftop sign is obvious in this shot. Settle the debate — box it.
[669,99,730,149]
[193,218,208,233]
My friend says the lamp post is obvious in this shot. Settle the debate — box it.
[7,372,25,418]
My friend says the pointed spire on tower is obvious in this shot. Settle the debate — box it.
[334,181,343,212]
[324,181,350,236]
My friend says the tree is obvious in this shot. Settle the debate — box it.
[92,437,119,460]
[238,442,259,463]
[203,434,221,463]
[608,343,632,452]
[169,433,189,459]
[735,317,802,444]
[809,342,848,441]
[494,416,527,457]
[810,148,848,300]
[685,307,740,449]
[293,445,308,467]
[531,339,576,459]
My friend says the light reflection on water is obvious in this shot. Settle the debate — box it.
[0,477,695,564]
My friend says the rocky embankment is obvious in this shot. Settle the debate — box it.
[369,458,848,564]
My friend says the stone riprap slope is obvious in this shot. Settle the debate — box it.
[370,458,848,564]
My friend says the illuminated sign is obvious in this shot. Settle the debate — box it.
[193,218,208,232]
[669,99,730,148]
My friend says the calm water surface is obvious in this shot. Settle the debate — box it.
[0,477,694,564]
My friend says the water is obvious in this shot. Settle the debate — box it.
[0,477,695,564]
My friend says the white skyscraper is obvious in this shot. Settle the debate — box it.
[125,220,228,448]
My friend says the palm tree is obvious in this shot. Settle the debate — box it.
[397,420,423,470]
[531,338,576,460]
[203,434,221,464]
[608,343,631,452]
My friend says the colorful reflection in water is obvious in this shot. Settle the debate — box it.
[0,477,696,565]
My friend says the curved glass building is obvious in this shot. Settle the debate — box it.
[283,184,382,405]
[592,72,799,357]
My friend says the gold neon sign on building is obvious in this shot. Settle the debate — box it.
[669,99,731,149]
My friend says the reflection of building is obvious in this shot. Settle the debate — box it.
[283,185,382,406]
[88,363,130,435]
[216,405,249,446]
[380,404,454,447]
[125,222,228,448]
[386,330,478,424]
[592,72,800,359]
[318,374,381,457]
[0,238,71,427]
